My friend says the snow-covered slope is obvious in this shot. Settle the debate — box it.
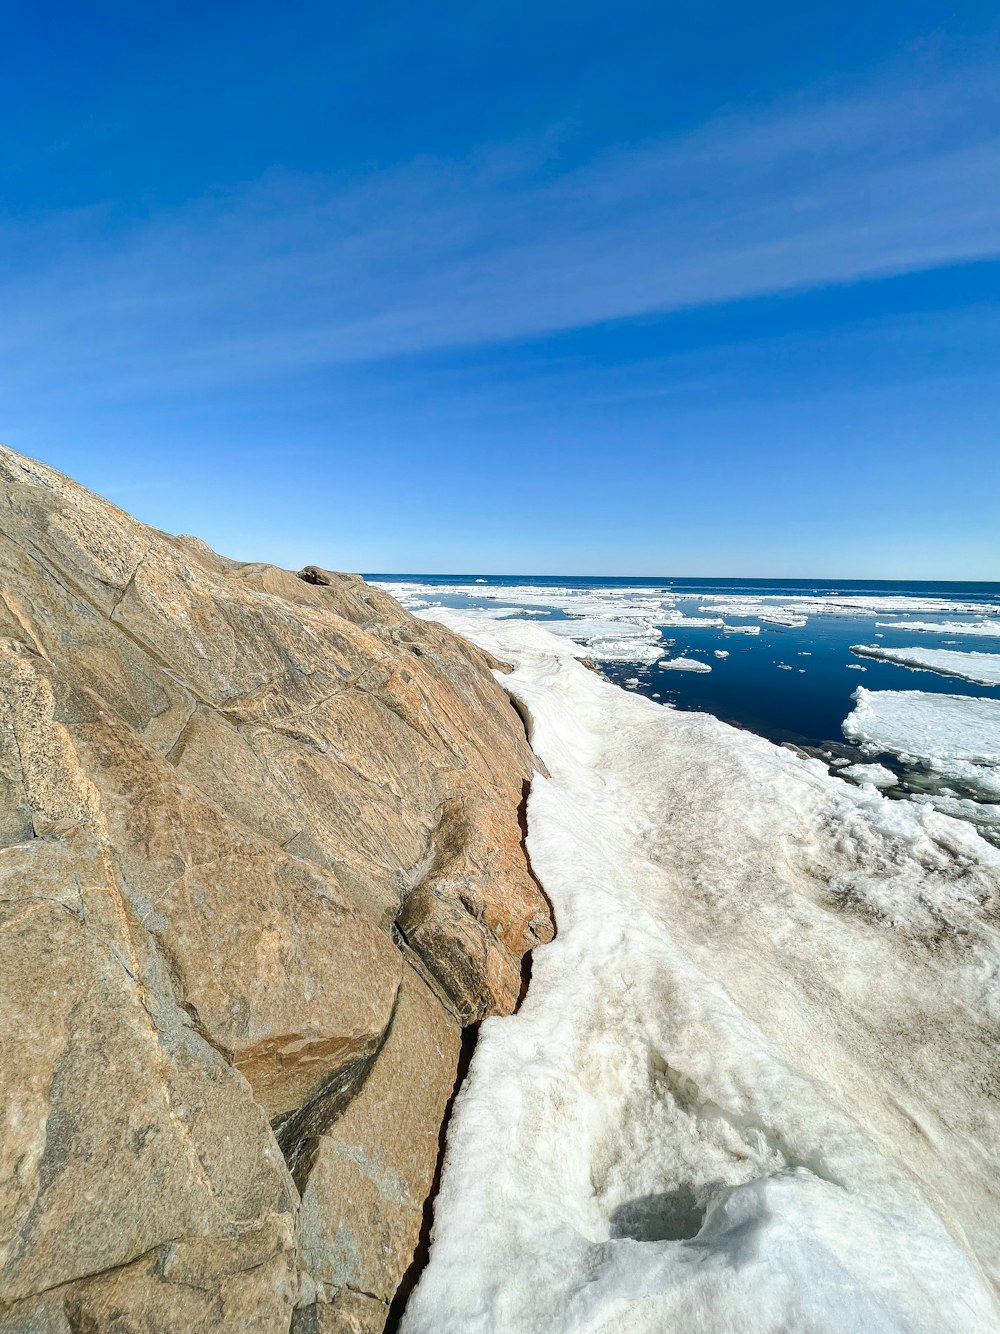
[403,612,1000,1334]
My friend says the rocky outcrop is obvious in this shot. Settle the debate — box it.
[0,446,552,1331]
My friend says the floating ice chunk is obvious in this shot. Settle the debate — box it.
[874,619,1000,637]
[913,793,1000,834]
[713,650,729,658]
[846,664,866,670]
[843,688,1000,803]
[697,603,807,626]
[584,640,665,664]
[661,611,726,627]
[403,610,1000,1334]
[777,663,792,670]
[475,577,487,583]
[840,763,898,789]
[659,656,712,672]
[851,644,1000,686]
[760,611,808,626]
[722,624,760,635]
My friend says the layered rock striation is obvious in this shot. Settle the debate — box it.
[0,447,552,1332]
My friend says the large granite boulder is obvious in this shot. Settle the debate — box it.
[0,446,552,1331]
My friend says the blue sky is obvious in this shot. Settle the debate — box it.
[3,1,999,577]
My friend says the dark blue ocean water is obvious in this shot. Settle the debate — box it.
[369,575,1000,760]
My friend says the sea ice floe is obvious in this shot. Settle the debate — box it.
[713,650,729,659]
[721,623,760,635]
[659,657,711,672]
[851,644,1000,686]
[913,793,1000,832]
[840,763,898,789]
[687,593,997,619]
[376,582,1000,646]
[477,616,668,663]
[403,611,1000,1334]
[843,688,1000,803]
[663,611,725,628]
[698,603,807,626]
[874,619,1000,637]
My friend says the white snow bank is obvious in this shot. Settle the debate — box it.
[852,644,1000,686]
[403,612,1000,1334]
[843,688,1000,802]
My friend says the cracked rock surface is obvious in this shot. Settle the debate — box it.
[0,446,552,1331]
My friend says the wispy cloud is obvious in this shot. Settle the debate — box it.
[2,59,999,400]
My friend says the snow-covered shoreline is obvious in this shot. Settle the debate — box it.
[403,611,1000,1334]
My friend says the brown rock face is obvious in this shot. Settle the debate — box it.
[0,446,552,1331]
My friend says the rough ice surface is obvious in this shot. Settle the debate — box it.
[698,603,808,626]
[840,762,898,789]
[658,656,711,673]
[403,612,1000,1334]
[913,793,1000,833]
[376,581,1000,638]
[514,618,668,664]
[852,644,1000,686]
[843,688,1000,802]
[687,593,998,618]
[875,619,1000,637]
